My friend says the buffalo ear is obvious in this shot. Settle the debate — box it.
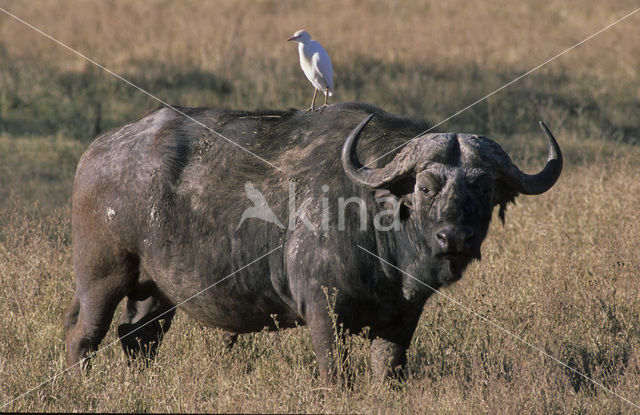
[374,188,412,221]
[380,176,417,211]
[492,180,518,224]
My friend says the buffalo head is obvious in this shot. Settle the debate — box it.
[342,114,562,285]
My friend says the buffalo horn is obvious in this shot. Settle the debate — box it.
[341,114,408,188]
[500,121,563,195]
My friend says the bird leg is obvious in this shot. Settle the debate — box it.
[317,87,330,112]
[306,88,318,112]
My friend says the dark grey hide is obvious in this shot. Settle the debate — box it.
[63,102,562,383]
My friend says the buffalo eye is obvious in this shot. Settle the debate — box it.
[420,186,428,194]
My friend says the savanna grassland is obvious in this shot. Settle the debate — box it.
[1,0,640,412]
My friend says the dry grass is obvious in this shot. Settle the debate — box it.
[1,0,639,413]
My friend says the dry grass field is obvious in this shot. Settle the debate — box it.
[1,0,640,412]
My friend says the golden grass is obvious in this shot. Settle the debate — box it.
[1,0,639,412]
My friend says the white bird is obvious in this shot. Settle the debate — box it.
[287,29,333,112]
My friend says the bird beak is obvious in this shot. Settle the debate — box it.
[287,35,296,41]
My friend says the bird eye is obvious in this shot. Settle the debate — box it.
[420,186,428,194]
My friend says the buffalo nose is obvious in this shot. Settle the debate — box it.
[434,226,475,254]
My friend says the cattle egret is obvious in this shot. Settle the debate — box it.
[287,29,333,112]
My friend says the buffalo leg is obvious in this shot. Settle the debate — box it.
[371,337,409,381]
[308,301,353,386]
[117,295,175,363]
[308,318,338,384]
[65,244,140,373]
[64,279,127,373]
[63,296,81,338]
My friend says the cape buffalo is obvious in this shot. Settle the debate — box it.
[63,102,562,383]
